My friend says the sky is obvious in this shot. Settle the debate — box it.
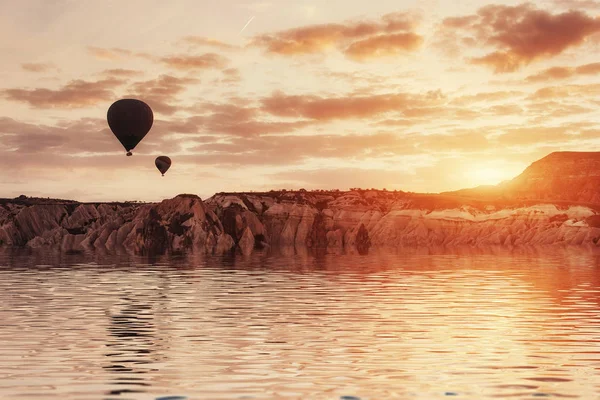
[2,0,600,202]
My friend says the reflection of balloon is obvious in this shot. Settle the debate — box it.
[155,156,171,176]
[107,99,153,156]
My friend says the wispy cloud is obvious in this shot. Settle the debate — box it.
[525,62,600,82]
[552,0,600,9]
[2,78,125,108]
[20,63,55,73]
[179,36,240,50]
[260,90,442,120]
[250,11,422,60]
[123,75,201,115]
[100,68,144,78]
[160,53,230,70]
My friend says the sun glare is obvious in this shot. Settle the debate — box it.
[463,164,521,187]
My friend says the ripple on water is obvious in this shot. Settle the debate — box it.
[1,249,600,399]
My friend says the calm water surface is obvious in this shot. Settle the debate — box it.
[1,247,600,399]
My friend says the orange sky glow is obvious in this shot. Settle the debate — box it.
[2,0,600,202]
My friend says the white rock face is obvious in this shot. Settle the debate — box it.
[206,191,600,252]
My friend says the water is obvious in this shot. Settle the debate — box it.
[1,247,600,399]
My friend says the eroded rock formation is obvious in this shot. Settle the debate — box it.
[2,151,600,255]
[0,194,236,255]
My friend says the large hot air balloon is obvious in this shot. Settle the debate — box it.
[107,99,153,156]
[155,156,171,176]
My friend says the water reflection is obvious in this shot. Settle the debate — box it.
[104,295,157,397]
[1,246,600,399]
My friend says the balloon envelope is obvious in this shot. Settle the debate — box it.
[155,156,171,176]
[107,99,153,156]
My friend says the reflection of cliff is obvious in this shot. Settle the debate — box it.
[104,295,159,397]
[2,151,600,255]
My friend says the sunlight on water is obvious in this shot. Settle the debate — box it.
[1,247,600,399]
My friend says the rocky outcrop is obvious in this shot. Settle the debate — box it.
[2,190,600,255]
[0,195,236,255]
[3,151,600,255]
[206,191,600,252]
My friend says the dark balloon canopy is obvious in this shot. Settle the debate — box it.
[107,99,153,156]
[155,156,171,176]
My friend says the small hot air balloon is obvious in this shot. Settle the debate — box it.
[107,99,153,156]
[155,156,171,176]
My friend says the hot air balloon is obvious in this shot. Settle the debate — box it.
[107,99,153,156]
[155,156,171,176]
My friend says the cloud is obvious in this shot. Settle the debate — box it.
[343,33,423,60]
[160,53,229,70]
[87,46,133,60]
[527,83,600,100]
[203,116,311,137]
[100,68,143,78]
[0,116,117,155]
[179,36,240,50]
[483,104,525,116]
[374,118,421,127]
[526,66,575,82]
[495,126,570,146]
[87,47,153,62]
[450,90,525,106]
[122,75,200,115]
[260,91,439,120]
[154,102,312,136]
[319,70,398,85]
[492,123,600,147]
[416,132,491,152]
[2,78,125,108]
[471,52,523,74]
[575,62,600,74]
[0,115,186,166]
[212,68,242,85]
[524,101,595,122]
[257,90,498,124]
[88,47,229,71]
[525,62,600,82]
[21,63,55,73]
[552,0,600,9]
[250,11,422,60]
[437,3,600,72]
[180,132,420,166]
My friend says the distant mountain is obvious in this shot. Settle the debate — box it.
[503,152,600,204]
[2,151,600,255]
[443,152,600,205]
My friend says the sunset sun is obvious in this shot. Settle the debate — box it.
[462,163,523,188]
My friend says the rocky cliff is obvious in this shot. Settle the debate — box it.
[0,194,236,255]
[2,151,600,255]
[205,191,600,252]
